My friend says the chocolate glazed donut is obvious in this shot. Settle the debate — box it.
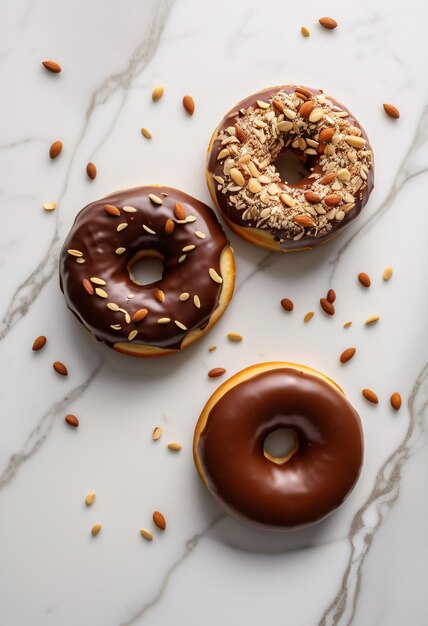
[193,363,364,530]
[59,186,235,357]
[207,85,374,252]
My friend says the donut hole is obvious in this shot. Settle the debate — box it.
[275,150,312,185]
[128,250,164,286]
[263,427,299,465]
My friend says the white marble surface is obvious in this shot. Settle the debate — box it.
[1,0,427,624]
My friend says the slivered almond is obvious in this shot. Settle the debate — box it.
[304,191,321,204]
[155,289,165,303]
[165,218,175,234]
[227,332,243,342]
[140,528,153,541]
[148,193,162,205]
[294,214,315,228]
[345,135,366,149]
[65,414,79,427]
[390,392,402,411]
[32,336,47,351]
[104,204,120,217]
[208,367,226,378]
[53,361,68,376]
[141,128,152,139]
[309,108,324,123]
[383,266,393,281]
[85,492,96,506]
[248,178,262,194]
[365,315,380,325]
[319,17,338,29]
[324,194,341,207]
[152,426,162,441]
[299,101,315,119]
[132,308,148,322]
[358,272,371,288]
[383,103,400,119]
[235,124,245,143]
[168,442,182,452]
[82,279,94,295]
[153,511,166,530]
[183,95,195,115]
[174,203,185,220]
[91,524,102,537]
[362,388,379,404]
[42,60,62,73]
[49,140,62,159]
[230,168,245,186]
[340,347,356,363]
[319,128,335,143]
[152,86,164,101]
[280,193,295,207]
[320,298,335,315]
[304,311,314,323]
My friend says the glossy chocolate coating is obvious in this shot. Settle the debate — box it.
[197,367,364,529]
[59,186,231,351]
[207,85,374,250]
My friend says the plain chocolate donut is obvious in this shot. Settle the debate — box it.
[193,363,364,530]
[207,84,374,252]
[59,186,235,357]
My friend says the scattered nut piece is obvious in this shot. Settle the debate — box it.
[42,60,61,73]
[390,392,402,411]
[53,361,68,376]
[300,26,311,37]
[183,95,195,115]
[281,298,294,312]
[365,315,380,325]
[227,332,243,342]
[320,298,335,316]
[32,335,47,351]
[383,103,400,119]
[208,367,226,378]
[49,140,63,159]
[326,289,336,304]
[304,311,314,323]
[340,347,356,364]
[65,414,79,427]
[152,86,164,102]
[383,266,393,281]
[167,442,182,452]
[86,162,97,180]
[91,524,102,537]
[153,511,166,530]
[43,202,57,212]
[358,272,371,288]
[152,426,162,441]
[85,492,96,506]
[140,528,153,541]
[208,345,217,352]
[141,128,152,139]
[319,17,337,29]
[343,321,353,329]
[362,388,379,404]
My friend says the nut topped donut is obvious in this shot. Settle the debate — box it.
[194,362,364,530]
[207,85,374,251]
[59,186,235,357]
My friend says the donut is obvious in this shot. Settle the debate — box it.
[59,186,235,357]
[206,85,374,252]
[193,362,363,530]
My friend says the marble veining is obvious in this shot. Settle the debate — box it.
[0,0,427,625]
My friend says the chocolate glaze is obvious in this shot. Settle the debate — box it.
[207,85,374,250]
[59,186,232,352]
[197,367,364,529]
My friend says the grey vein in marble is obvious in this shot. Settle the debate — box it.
[0,359,103,490]
[319,362,428,626]
[0,0,174,344]
[328,103,428,284]
[119,514,226,626]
